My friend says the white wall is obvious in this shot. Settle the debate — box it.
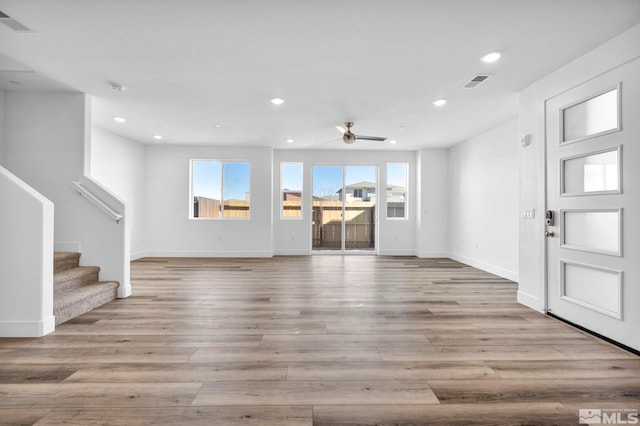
[518,23,640,311]
[3,92,130,298]
[447,120,519,281]
[143,145,273,257]
[273,149,417,255]
[90,126,147,259]
[141,147,418,257]
[416,148,450,258]
[0,90,5,165]
[0,166,55,337]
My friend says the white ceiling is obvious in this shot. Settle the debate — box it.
[1,0,639,150]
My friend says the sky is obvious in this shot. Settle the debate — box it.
[192,160,250,201]
[281,163,303,191]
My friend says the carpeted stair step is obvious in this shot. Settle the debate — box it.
[54,252,81,273]
[54,266,100,292]
[53,281,119,326]
[53,251,120,326]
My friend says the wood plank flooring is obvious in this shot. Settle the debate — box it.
[1,256,638,425]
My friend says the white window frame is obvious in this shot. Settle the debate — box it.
[190,159,251,220]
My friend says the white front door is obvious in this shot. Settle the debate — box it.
[545,57,640,351]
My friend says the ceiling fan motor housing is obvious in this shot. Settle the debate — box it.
[343,133,357,143]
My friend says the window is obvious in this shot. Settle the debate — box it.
[387,163,407,219]
[191,160,250,219]
[281,162,303,219]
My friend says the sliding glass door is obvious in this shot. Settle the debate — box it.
[312,165,377,253]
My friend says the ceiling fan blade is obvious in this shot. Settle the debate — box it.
[355,135,387,141]
[335,125,346,134]
[323,137,342,145]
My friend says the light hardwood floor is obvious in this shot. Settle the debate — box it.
[1,256,639,425]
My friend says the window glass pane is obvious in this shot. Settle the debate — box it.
[312,166,343,250]
[562,149,619,195]
[192,160,221,218]
[387,163,407,219]
[223,162,250,218]
[344,166,376,251]
[562,88,618,142]
[281,163,303,218]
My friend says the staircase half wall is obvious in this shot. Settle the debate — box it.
[0,166,55,337]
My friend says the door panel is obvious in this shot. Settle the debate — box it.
[545,58,640,351]
[312,166,343,251]
[344,166,376,251]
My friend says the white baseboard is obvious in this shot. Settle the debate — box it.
[449,253,519,282]
[0,316,55,337]
[130,251,147,261]
[378,249,417,256]
[517,290,545,313]
[117,284,132,298]
[273,249,312,256]
[54,241,81,252]
[139,250,274,258]
[416,251,450,258]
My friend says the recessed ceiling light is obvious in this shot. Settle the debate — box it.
[113,116,127,123]
[286,138,295,144]
[270,97,285,105]
[388,139,398,144]
[481,51,502,63]
[153,135,163,140]
[215,124,222,128]
[432,99,447,107]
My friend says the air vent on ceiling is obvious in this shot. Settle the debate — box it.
[462,74,492,89]
[0,10,33,32]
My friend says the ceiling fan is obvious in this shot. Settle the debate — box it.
[334,121,387,144]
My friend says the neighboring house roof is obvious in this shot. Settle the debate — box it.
[345,181,376,190]
[336,181,375,194]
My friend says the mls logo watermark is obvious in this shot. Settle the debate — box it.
[579,409,639,424]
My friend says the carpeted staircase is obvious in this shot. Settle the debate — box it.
[54,252,119,325]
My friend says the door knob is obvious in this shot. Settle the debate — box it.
[545,231,555,237]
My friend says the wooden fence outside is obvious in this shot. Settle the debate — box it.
[282,200,302,218]
[194,197,249,218]
[312,200,375,249]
